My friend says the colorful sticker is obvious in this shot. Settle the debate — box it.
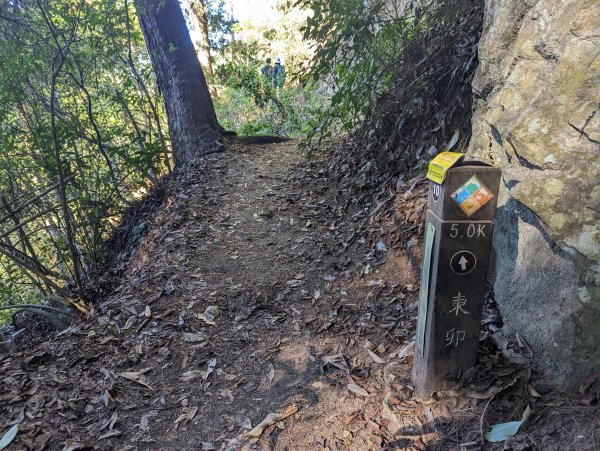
[451,175,494,217]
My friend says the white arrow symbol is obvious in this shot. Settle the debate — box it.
[458,256,468,271]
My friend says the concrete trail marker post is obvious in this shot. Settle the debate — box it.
[412,153,501,394]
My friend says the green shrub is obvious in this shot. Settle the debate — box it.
[295,0,470,150]
[214,61,326,137]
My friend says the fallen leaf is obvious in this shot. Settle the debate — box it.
[387,395,401,405]
[0,425,18,451]
[322,354,349,374]
[520,404,532,430]
[98,430,121,440]
[204,306,219,320]
[180,370,203,382]
[366,348,385,364]
[139,411,158,432]
[528,386,542,398]
[109,411,118,430]
[181,332,205,343]
[174,407,198,425]
[123,316,136,330]
[218,389,234,401]
[62,439,86,451]
[484,420,522,443]
[196,313,216,325]
[397,341,415,360]
[203,358,217,380]
[378,418,391,427]
[267,364,275,383]
[119,372,153,390]
[344,410,360,425]
[445,128,460,151]
[236,415,252,429]
[347,383,369,397]
[376,242,387,252]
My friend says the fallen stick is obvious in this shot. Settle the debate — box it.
[245,404,298,439]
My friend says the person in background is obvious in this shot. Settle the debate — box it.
[272,57,286,97]
[260,57,273,81]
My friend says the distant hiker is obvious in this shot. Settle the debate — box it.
[272,57,286,94]
[260,57,273,81]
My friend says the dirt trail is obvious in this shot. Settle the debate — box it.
[0,141,421,450]
[1,141,598,450]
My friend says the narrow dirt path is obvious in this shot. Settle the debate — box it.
[0,141,422,450]
[2,141,596,451]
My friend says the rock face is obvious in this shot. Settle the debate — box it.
[467,0,600,388]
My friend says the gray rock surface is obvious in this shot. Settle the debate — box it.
[468,0,600,388]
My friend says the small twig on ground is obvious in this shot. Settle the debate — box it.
[479,395,495,445]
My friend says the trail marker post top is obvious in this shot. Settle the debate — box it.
[413,154,501,394]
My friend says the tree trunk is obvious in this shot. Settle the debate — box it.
[187,0,216,97]
[135,0,220,167]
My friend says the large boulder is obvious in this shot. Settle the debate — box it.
[467,0,600,388]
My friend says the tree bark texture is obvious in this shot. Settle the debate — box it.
[187,0,214,78]
[135,0,220,167]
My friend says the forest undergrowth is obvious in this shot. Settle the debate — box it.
[1,0,599,449]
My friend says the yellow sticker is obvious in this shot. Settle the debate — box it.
[425,151,464,184]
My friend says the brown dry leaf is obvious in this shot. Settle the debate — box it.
[439,404,454,420]
[139,411,158,432]
[397,341,415,360]
[203,358,217,380]
[174,407,198,425]
[63,439,87,451]
[521,404,532,430]
[218,389,234,401]
[322,354,349,374]
[109,410,118,430]
[396,399,421,411]
[267,364,275,384]
[196,313,216,326]
[423,407,435,424]
[388,394,402,405]
[236,415,252,429]
[528,386,542,398]
[244,404,298,438]
[344,410,360,425]
[347,383,369,397]
[378,417,391,428]
[119,371,153,390]
[123,316,136,330]
[100,389,113,407]
[98,430,121,440]
[366,348,385,364]
[180,370,202,382]
[181,332,205,343]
